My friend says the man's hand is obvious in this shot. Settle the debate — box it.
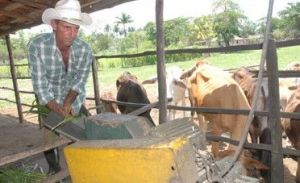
[47,99,66,117]
[63,103,75,117]
[63,90,78,116]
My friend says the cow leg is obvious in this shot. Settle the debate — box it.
[189,95,195,120]
[197,113,207,132]
[229,118,246,152]
[297,157,300,183]
[296,140,300,183]
[249,116,260,144]
[257,128,271,183]
[167,106,172,121]
[182,99,186,117]
[172,101,178,120]
[211,123,222,158]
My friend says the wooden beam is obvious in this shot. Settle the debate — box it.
[91,57,102,114]
[0,10,35,22]
[5,34,24,124]
[156,0,167,124]
[3,2,23,11]
[10,0,52,9]
[128,101,159,116]
[0,21,41,36]
[266,39,284,183]
[82,0,136,13]
[0,137,70,166]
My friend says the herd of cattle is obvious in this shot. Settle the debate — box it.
[99,61,300,183]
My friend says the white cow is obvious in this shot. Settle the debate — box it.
[142,66,187,120]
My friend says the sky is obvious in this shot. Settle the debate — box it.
[24,0,299,34]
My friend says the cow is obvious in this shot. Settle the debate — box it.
[180,61,251,157]
[279,62,300,110]
[282,86,300,183]
[217,149,269,177]
[231,67,272,182]
[180,61,269,178]
[100,91,118,113]
[279,78,296,111]
[232,67,269,144]
[116,71,155,127]
[142,66,187,120]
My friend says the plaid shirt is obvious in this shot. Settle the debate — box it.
[27,32,93,115]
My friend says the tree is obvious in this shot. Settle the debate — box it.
[113,24,120,37]
[279,2,300,38]
[115,13,133,37]
[164,17,191,47]
[124,30,150,53]
[212,0,240,13]
[143,18,191,48]
[257,17,283,40]
[191,15,215,47]
[144,22,156,44]
[212,0,245,47]
[104,24,111,34]
[239,18,258,38]
[10,30,28,61]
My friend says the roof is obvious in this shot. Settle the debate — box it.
[0,0,136,37]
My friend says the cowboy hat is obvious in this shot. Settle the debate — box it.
[42,0,92,26]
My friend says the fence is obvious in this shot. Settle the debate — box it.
[1,38,300,181]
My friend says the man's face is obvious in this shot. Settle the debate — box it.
[51,20,80,48]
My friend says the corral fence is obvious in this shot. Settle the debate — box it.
[95,38,300,182]
[1,37,300,182]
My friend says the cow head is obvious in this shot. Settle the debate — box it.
[232,67,253,81]
[116,71,138,90]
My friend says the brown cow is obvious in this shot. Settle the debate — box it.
[232,67,269,144]
[282,86,300,183]
[116,71,155,126]
[232,67,271,181]
[180,61,251,157]
[280,62,300,109]
[180,61,269,178]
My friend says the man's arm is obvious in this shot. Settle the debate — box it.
[27,40,56,108]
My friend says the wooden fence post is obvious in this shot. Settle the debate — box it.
[92,57,101,114]
[266,39,284,183]
[156,0,167,124]
[5,34,23,123]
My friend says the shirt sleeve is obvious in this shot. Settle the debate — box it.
[70,46,93,94]
[27,41,54,105]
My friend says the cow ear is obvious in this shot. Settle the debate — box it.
[180,66,196,79]
[116,80,120,88]
[142,77,157,84]
[196,60,207,66]
[288,85,298,91]
[173,79,187,88]
[197,72,209,82]
[232,72,241,80]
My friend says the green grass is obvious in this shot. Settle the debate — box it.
[1,45,300,110]
[0,167,46,183]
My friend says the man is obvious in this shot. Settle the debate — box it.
[27,0,93,175]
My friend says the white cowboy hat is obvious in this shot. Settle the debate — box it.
[42,0,92,26]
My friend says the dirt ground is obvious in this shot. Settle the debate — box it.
[0,82,298,182]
